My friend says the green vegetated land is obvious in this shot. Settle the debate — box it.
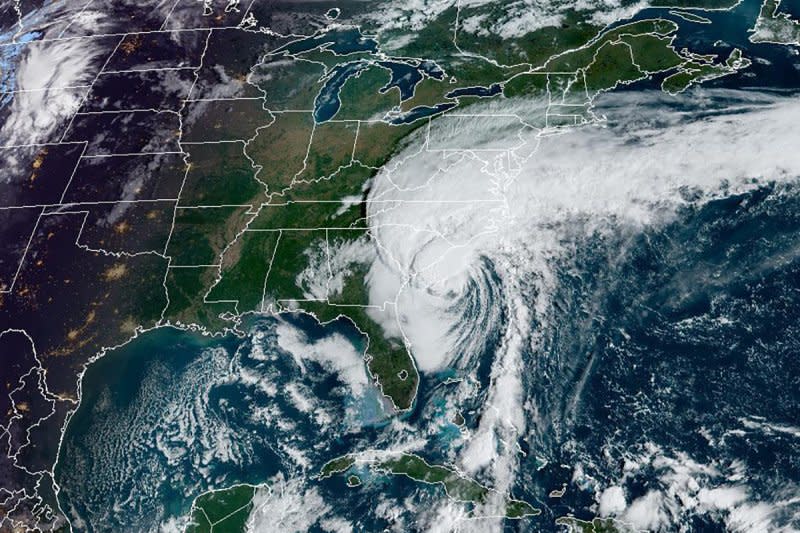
[750,0,800,45]
[373,0,741,68]
[319,453,539,519]
[159,2,759,527]
[505,18,749,104]
[164,1,752,413]
[555,516,623,533]
[185,485,257,533]
[299,262,419,412]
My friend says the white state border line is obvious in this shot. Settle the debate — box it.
[0,199,504,212]
[0,26,244,49]
[0,208,43,295]
[0,3,761,529]
[58,35,126,144]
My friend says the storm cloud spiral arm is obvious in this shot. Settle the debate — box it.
[1,0,800,531]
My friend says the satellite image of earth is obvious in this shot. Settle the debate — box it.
[1,0,800,531]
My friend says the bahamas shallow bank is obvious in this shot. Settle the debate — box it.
[57,88,800,531]
[358,88,800,531]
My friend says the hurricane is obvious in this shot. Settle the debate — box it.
[6,0,799,530]
[362,88,800,531]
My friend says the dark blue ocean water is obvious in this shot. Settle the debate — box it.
[54,316,398,531]
[59,185,800,530]
[513,183,800,530]
[55,1,800,530]
[618,0,800,91]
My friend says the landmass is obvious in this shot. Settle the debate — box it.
[0,0,761,528]
[319,452,539,519]
[555,516,624,533]
[750,0,800,45]
[185,484,257,533]
[669,10,713,23]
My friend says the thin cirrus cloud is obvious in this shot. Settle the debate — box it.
[360,88,800,531]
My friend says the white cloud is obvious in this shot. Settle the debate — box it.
[725,501,779,532]
[327,235,376,299]
[367,0,653,44]
[275,319,370,396]
[739,416,800,439]
[598,485,627,516]
[369,90,800,374]
[366,0,456,33]
[0,38,108,150]
[364,89,800,527]
[587,442,800,533]
[697,486,749,510]
[246,475,333,533]
[581,0,649,26]
[285,382,315,413]
[622,490,667,530]
[320,517,354,533]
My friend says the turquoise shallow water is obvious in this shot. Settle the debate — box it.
[55,315,391,531]
[53,2,800,530]
[56,327,246,530]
